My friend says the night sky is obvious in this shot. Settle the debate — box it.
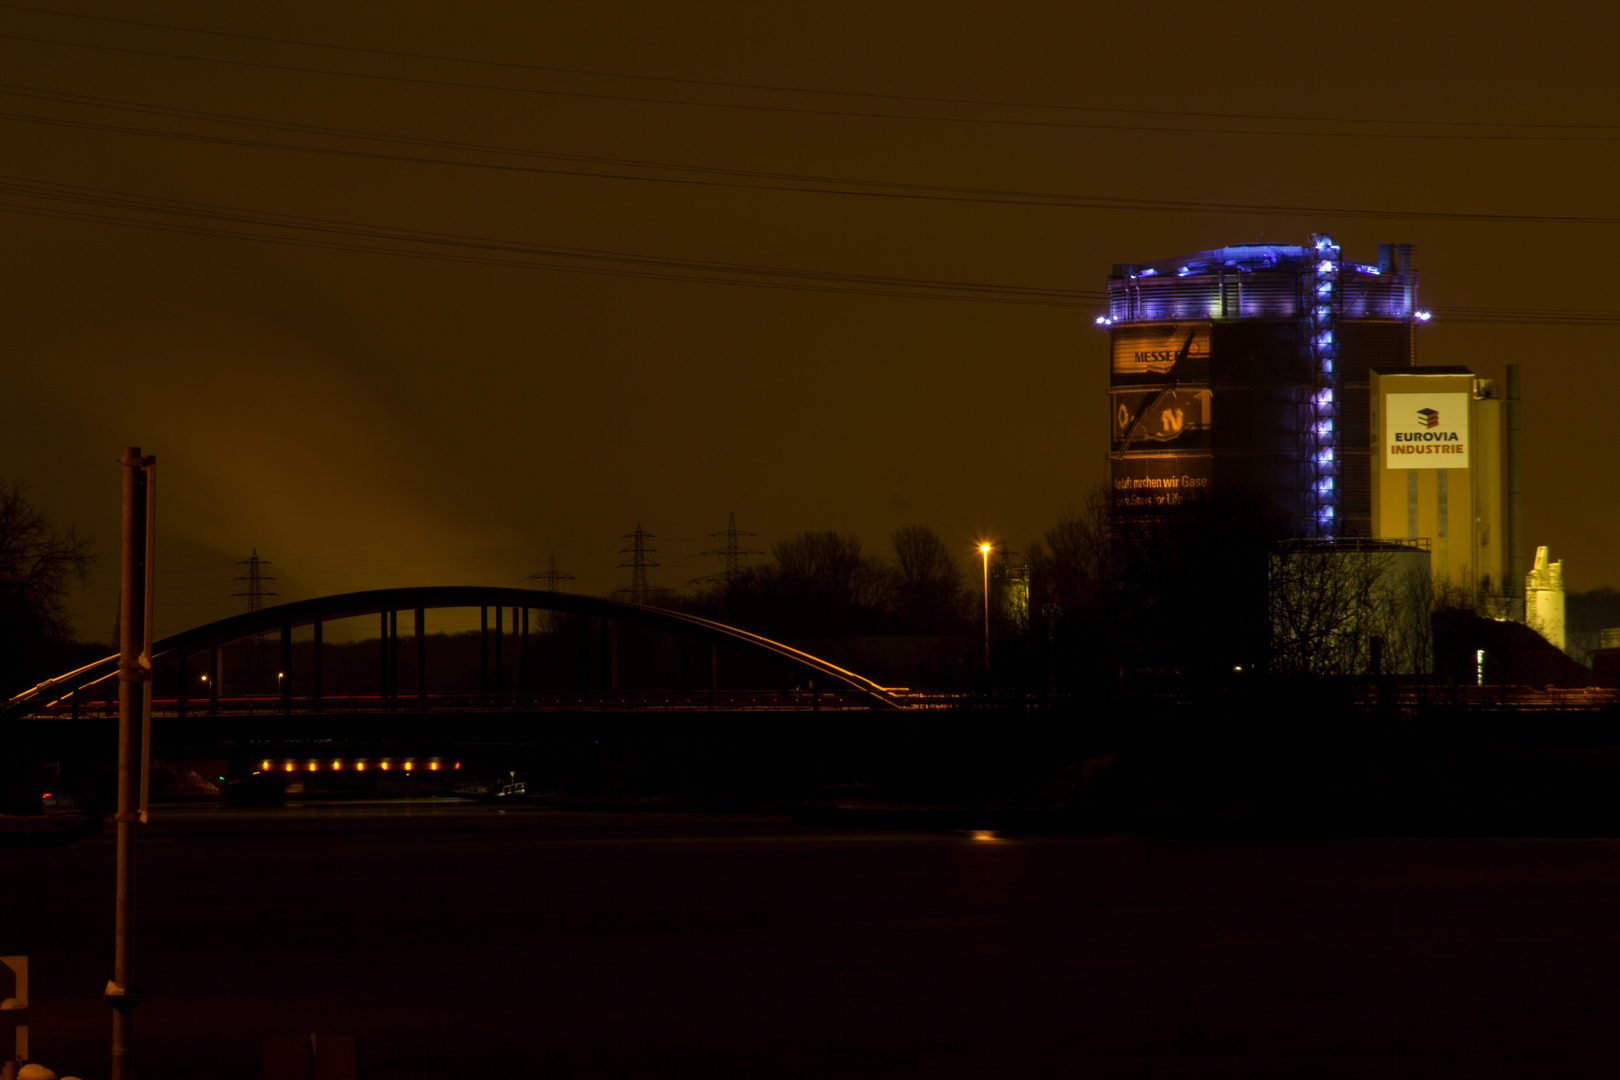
[4,1,1616,643]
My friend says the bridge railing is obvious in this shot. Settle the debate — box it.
[33,688,883,717]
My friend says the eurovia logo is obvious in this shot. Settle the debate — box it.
[1385,391,1469,468]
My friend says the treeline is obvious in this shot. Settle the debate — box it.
[675,486,1289,689]
[680,484,1606,693]
[678,524,974,640]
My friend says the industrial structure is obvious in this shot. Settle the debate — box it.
[1104,234,1418,540]
[1101,233,1580,673]
[1369,365,1514,609]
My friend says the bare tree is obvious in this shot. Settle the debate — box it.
[772,531,891,612]
[890,524,964,627]
[1268,539,1431,676]
[0,481,96,693]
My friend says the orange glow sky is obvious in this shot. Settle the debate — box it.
[3,1,1615,641]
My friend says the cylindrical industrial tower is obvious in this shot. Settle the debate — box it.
[1103,235,1420,539]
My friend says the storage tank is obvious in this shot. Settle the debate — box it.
[1104,235,1420,539]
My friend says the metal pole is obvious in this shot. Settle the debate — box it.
[138,457,156,825]
[1506,363,1524,621]
[981,546,991,672]
[110,447,147,1080]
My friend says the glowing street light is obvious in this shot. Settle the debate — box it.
[979,542,992,671]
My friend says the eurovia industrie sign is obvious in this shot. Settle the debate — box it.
[1384,391,1470,468]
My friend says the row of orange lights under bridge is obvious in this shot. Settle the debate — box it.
[256,758,460,773]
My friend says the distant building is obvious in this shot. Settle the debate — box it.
[1369,366,1507,608]
[1525,545,1566,651]
[989,550,1030,626]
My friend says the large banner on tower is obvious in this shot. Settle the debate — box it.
[1110,323,1210,380]
[1384,392,1470,468]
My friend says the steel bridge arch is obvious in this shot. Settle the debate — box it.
[3,587,900,721]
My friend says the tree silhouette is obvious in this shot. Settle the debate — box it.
[890,524,965,629]
[0,482,96,694]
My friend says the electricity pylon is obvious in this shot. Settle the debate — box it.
[614,524,663,604]
[525,551,575,591]
[693,511,762,586]
[232,549,276,612]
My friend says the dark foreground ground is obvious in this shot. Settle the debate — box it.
[4,802,1618,1079]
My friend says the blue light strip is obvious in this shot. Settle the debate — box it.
[1307,234,1341,536]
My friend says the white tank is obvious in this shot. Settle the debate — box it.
[1525,545,1566,652]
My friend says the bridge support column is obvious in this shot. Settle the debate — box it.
[610,622,619,692]
[280,618,293,713]
[480,606,489,697]
[379,611,389,708]
[312,619,323,713]
[511,608,524,693]
[388,609,399,712]
[494,605,503,710]
[209,645,219,715]
[177,642,188,718]
[415,607,426,703]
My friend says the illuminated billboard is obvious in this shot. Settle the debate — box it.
[1110,323,1209,380]
[1111,388,1212,450]
[1110,456,1213,513]
[1383,392,1470,468]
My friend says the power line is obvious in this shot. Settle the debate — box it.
[2,4,1612,135]
[5,31,1619,143]
[2,176,1617,325]
[4,86,1617,225]
[0,175,1097,305]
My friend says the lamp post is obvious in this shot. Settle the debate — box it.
[979,543,992,672]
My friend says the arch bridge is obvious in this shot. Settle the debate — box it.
[3,587,904,723]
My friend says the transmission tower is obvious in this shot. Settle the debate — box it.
[232,549,277,611]
[694,511,763,585]
[525,550,576,591]
[614,524,662,604]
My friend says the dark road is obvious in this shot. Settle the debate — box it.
[5,802,1617,1078]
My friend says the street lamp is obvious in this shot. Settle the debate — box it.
[979,542,992,671]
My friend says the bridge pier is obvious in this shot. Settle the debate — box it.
[209,645,219,715]
[494,605,503,711]
[312,619,323,713]
[280,618,293,713]
[517,608,527,695]
[388,608,399,712]
[479,607,489,698]
[415,607,426,704]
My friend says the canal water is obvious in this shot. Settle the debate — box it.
[5,802,1616,1078]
